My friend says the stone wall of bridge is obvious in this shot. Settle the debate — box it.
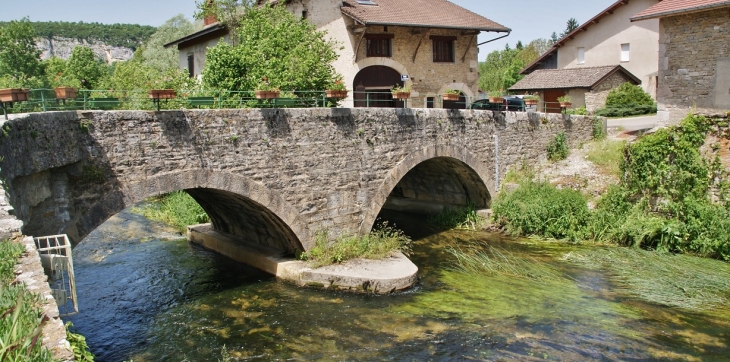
[0,108,599,253]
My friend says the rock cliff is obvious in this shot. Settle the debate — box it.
[36,37,135,64]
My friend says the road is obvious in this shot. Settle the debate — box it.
[606,115,658,131]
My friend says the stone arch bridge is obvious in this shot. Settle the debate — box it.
[0,108,596,255]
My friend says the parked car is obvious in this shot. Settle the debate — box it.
[469,96,532,111]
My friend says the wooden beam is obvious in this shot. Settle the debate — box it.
[354,31,366,62]
[461,34,477,63]
[411,29,431,63]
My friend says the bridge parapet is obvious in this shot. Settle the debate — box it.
[0,109,600,252]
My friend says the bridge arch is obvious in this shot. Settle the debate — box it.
[67,169,310,254]
[359,145,495,234]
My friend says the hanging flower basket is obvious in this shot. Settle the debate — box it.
[393,92,411,100]
[325,90,348,99]
[442,93,460,101]
[0,88,30,103]
[524,99,538,106]
[559,102,572,108]
[488,96,504,103]
[255,90,280,99]
[148,89,177,99]
[54,87,78,100]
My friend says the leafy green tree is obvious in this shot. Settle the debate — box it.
[560,18,580,38]
[66,46,108,89]
[141,14,195,73]
[478,42,540,92]
[0,18,43,81]
[194,0,254,43]
[202,4,340,91]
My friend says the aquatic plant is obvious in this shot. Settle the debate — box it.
[132,191,210,233]
[298,222,412,268]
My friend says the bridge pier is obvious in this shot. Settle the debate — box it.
[187,223,418,293]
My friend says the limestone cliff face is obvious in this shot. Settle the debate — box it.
[36,37,135,64]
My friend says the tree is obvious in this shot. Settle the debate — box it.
[528,38,553,56]
[0,18,43,81]
[559,18,580,38]
[194,0,254,44]
[550,32,559,44]
[478,42,541,92]
[202,4,340,91]
[141,14,195,73]
[66,46,108,89]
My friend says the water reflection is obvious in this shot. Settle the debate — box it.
[65,208,730,361]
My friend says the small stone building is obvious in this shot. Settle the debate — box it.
[632,0,730,125]
[166,0,510,108]
[509,65,641,113]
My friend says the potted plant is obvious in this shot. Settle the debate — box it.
[557,94,572,108]
[391,84,412,100]
[148,74,180,100]
[0,75,30,103]
[523,93,540,106]
[325,77,348,99]
[255,76,280,99]
[442,89,461,101]
[51,73,81,100]
[488,89,505,103]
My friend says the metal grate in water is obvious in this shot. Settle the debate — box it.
[34,234,78,316]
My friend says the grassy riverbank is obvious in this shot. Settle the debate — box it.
[132,191,209,233]
[0,238,54,361]
[493,114,730,261]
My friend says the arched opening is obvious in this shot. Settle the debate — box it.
[353,66,404,108]
[443,92,467,110]
[380,157,490,216]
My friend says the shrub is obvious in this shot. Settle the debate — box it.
[605,82,654,107]
[547,132,569,161]
[594,104,657,117]
[492,180,589,241]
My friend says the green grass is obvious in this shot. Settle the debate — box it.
[563,247,730,311]
[428,204,485,230]
[298,222,412,268]
[447,242,570,283]
[585,138,625,177]
[132,191,210,233]
[0,239,54,361]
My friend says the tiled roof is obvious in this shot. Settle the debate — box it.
[163,23,227,48]
[509,66,640,91]
[340,0,510,32]
[632,0,730,21]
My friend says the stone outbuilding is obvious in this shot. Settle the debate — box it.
[165,0,511,108]
[509,65,641,113]
[631,0,730,125]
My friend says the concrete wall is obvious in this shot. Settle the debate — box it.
[657,8,730,125]
[556,0,659,98]
[0,109,597,253]
[284,0,479,108]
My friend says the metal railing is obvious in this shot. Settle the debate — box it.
[0,88,582,116]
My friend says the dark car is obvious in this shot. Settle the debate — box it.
[469,96,530,111]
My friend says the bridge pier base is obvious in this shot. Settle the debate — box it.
[187,224,418,294]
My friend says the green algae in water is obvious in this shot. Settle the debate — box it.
[563,247,730,311]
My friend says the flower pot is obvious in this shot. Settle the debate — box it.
[392,92,411,100]
[524,99,538,106]
[442,93,460,101]
[54,87,78,100]
[559,102,572,108]
[488,96,504,103]
[0,88,30,103]
[148,89,177,99]
[255,90,279,99]
[325,90,348,99]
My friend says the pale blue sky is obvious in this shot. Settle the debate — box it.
[1,0,618,59]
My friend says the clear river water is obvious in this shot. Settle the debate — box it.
[64,208,730,361]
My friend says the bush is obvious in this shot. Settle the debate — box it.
[492,180,589,241]
[547,132,569,161]
[605,82,654,107]
[594,104,657,117]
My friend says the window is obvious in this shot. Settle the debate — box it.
[365,34,393,57]
[187,54,195,78]
[621,43,630,62]
[577,47,585,64]
[432,36,456,63]
[301,10,308,19]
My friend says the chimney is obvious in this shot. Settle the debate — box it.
[204,0,217,26]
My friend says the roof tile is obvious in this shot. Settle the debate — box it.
[632,0,730,20]
[509,66,639,91]
[340,0,510,32]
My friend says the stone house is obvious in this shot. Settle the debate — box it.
[509,65,641,113]
[165,0,510,108]
[520,0,659,105]
[631,0,730,125]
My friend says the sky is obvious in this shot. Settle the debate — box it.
[1,0,619,60]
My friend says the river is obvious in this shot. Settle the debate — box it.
[65,208,730,361]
